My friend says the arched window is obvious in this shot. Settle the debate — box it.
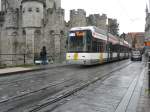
[22,8,25,13]
[22,30,26,35]
[28,8,32,12]
[36,8,40,12]
[35,30,41,35]
[50,30,54,35]
[60,31,64,35]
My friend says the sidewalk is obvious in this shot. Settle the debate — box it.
[0,62,67,76]
[115,63,150,112]
[136,68,150,112]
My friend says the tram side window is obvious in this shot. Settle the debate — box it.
[97,41,100,52]
[113,45,116,52]
[108,43,113,52]
[86,31,92,52]
[112,45,118,52]
[92,39,106,53]
[118,45,121,52]
[112,44,114,52]
[92,41,97,52]
[100,41,105,52]
[120,46,123,53]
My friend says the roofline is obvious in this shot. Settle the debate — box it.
[21,0,45,4]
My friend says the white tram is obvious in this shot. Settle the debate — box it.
[66,26,130,65]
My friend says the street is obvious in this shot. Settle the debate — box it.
[0,60,145,112]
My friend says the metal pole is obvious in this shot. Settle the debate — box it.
[24,54,26,65]
[107,26,109,62]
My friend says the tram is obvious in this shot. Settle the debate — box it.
[66,26,130,65]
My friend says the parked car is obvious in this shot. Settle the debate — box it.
[131,50,142,61]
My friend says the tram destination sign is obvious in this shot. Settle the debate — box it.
[69,32,85,38]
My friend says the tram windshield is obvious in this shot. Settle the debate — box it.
[68,30,92,52]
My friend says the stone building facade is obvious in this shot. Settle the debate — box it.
[68,9,108,31]
[0,0,118,66]
[145,5,150,45]
[0,0,66,65]
[87,14,107,31]
[69,9,87,27]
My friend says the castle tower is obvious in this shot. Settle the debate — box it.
[45,7,65,62]
[46,0,61,9]
[54,0,61,9]
[87,14,107,31]
[96,14,107,31]
[1,0,21,11]
[0,8,19,65]
[70,9,87,27]
[21,0,45,63]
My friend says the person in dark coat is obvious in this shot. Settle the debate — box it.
[40,46,48,65]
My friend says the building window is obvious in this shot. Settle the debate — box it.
[22,8,25,13]
[50,30,54,35]
[36,8,40,12]
[28,8,32,12]
[23,30,26,35]
[60,31,64,35]
[35,30,41,35]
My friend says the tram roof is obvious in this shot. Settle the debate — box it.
[70,26,131,47]
[70,26,107,35]
[70,26,95,31]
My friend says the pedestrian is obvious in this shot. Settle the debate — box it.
[40,46,48,65]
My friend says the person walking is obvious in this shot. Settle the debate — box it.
[40,46,48,65]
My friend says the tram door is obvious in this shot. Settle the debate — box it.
[107,43,113,61]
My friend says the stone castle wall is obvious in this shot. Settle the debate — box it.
[0,0,115,66]
[44,8,66,62]
[46,0,61,9]
[69,9,87,27]
[22,1,44,28]
[87,14,107,31]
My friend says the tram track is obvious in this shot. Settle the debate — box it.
[0,60,129,86]
[0,77,78,104]
[0,65,72,86]
[26,61,132,112]
[0,60,131,112]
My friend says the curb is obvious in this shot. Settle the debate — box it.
[0,64,69,76]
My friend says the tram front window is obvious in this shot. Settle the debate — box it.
[68,30,92,52]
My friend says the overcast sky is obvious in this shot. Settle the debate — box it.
[62,0,147,34]
[0,0,147,34]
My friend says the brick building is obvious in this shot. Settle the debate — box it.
[126,32,145,49]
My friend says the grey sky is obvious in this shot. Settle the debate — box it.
[62,0,147,33]
[0,0,147,33]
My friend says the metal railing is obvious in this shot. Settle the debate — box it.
[0,53,66,67]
